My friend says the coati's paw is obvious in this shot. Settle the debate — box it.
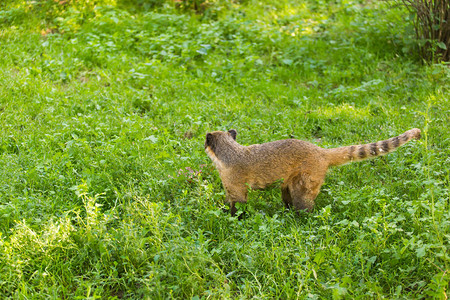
[238,211,247,220]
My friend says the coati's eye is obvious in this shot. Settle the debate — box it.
[228,129,237,140]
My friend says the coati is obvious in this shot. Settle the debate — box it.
[205,128,421,216]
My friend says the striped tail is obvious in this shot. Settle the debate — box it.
[325,128,421,167]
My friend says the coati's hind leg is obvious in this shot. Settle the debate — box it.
[288,173,325,212]
[281,186,293,209]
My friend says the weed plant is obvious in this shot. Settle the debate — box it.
[397,0,450,62]
[0,0,449,298]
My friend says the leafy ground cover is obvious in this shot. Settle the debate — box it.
[0,0,449,298]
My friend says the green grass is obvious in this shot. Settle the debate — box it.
[0,0,449,298]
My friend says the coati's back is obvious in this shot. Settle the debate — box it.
[244,139,323,167]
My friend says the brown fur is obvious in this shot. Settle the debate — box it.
[205,128,421,216]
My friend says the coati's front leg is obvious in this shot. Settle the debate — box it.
[281,187,293,209]
[228,202,238,216]
[224,184,248,216]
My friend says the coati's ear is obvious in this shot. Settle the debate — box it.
[205,133,214,146]
[205,133,217,151]
[228,129,237,140]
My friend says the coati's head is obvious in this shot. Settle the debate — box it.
[205,129,237,153]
